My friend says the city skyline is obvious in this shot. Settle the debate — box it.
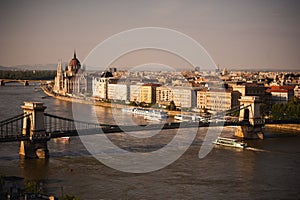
[0,0,300,70]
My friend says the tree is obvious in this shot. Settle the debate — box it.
[129,101,138,106]
[271,97,300,119]
[168,101,176,111]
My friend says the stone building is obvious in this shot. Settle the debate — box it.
[92,71,115,99]
[266,85,295,104]
[197,89,241,111]
[139,83,161,104]
[54,51,86,96]
[156,86,174,106]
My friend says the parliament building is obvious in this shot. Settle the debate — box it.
[53,51,87,96]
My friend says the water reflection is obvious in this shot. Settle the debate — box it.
[20,158,49,181]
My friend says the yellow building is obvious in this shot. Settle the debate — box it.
[156,86,174,106]
[139,84,160,104]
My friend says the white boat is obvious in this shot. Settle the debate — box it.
[132,108,149,115]
[174,114,206,122]
[144,110,168,121]
[121,107,134,113]
[213,137,247,149]
[174,114,183,121]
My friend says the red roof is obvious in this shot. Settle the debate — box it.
[266,86,295,93]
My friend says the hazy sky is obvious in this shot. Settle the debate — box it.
[0,0,300,70]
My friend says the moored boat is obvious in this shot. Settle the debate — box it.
[144,110,168,121]
[174,114,206,122]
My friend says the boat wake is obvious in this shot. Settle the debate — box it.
[245,147,270,152]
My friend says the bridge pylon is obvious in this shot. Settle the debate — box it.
[19,102,49,158]
[235,96,264,139]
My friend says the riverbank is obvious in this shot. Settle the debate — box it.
[40,84,182,116]
[265,124,300,133]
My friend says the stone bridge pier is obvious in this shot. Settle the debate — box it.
[235,96,264,139]
[19,102,49,158]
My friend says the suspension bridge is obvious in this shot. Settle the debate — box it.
[0,96,298,158]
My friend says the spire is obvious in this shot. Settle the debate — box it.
[57,59,62,73]
[74,49,76,58]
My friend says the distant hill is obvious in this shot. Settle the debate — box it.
[0,65,10,70]
[0,63,68,71]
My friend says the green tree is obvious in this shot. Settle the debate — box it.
[168,101,176,111]
[129,101,138,106]
[271,97,300,119]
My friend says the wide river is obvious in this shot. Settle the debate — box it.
[0,85,299,199]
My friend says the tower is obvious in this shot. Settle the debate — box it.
[54,59,64,93]
[19,102,49,158]
[235,96,264,139]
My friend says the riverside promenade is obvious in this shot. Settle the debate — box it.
[40,84,182,116]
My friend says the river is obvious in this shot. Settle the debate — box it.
[0,84,299,199]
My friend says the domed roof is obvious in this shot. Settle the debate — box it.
[68,51,81,69]
[101,71,113,78]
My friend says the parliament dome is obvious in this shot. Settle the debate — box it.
[68,51,81,71]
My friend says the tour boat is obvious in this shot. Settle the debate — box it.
[144,110,168,121]
[132,108,149,115]
[121,107,134,113]
[213,137,247,149]
[174,114,206,122]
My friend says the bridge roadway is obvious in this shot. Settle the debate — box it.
[0,120,248,143]
[4,118,300,143]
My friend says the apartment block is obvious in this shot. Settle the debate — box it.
[107,83,129,101]
[156,86,174,106]
[197,89,241,111]
[130,84,141,102]
[172,87,197,108]
[139,84,160,104]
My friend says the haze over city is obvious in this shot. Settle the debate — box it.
[0,0,300,70]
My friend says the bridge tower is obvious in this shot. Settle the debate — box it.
[19,102,49,158]
[235,96,264,139]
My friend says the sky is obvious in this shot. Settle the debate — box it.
[0,0,300,70]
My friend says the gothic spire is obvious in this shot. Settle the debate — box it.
[74,49,76,58]
[57,59,62,73]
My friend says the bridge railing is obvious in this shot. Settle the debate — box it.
[44,113,115,135]
[0,113,31,141]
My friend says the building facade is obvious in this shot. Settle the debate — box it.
[107,83,129,101]
[197,89,241,111]
[54,51,86,96]
[172,87,197,108]
[139,84,160,104]
[230,83,266,102]
[130,84,141,102]
[156,86,174,106]
[92,71,115,99]
[266,86,295,104]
